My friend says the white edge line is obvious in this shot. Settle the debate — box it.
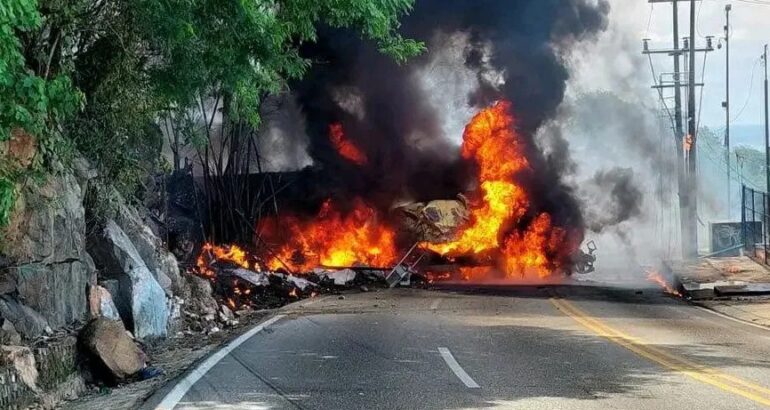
[438,347,480,389]
[694,305,770,331]
[155,314,286,409]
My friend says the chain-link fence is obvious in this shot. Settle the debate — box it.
[742,185,769,264]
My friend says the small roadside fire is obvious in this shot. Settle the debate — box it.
[646,269,682,297]
[196,243,260,278]
[193,244,322,310]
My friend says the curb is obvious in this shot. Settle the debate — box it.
[690,302,770,331]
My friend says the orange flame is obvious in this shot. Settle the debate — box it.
[422,100,572,278]
[646,270,682,297]
[329,123,367,165]
[262,198,397,272]
[203,102,578,280]
[196,243,260,277]
[684,134,693,152]
[424,102,528,256]
[502,214,568,278]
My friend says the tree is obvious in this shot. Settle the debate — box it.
[136,0,423,127]
[1,0,423,227]
[0,0,81,225]
[733,146,766,191]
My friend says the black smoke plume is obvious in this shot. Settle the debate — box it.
[289,0,610,231]
[583,167,644,233]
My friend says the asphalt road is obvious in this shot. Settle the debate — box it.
[145,279,770,409]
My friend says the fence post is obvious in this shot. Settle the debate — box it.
[761,192,767,265]
[742,185,747,255]
[752,189,759,257]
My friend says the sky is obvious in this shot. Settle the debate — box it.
[571,0,770,134]
[561,0,770,253]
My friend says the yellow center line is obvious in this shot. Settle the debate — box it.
[555,298,770,395]
[550,297,770,407]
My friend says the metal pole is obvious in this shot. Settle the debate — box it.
[762,44,770,196]
[753,189,757,256]
[725,5,731,219]
[759,192,767,264]
[741,185,746,254]
[685,0,698,258]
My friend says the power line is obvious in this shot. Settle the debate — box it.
[732,0,770,5]
[696,1,707,38]
[732,58,762,123]
[696,52,709,133]
[701,147,761,190]
[647,53,678,133]
[700,0,770,6]
[646,4,655,38]
[700,134,765,189]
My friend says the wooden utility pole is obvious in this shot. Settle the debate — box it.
[645,0,710,259]
[685,0,698,258]
[673,0,688,257]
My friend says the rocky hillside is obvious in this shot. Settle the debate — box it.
[1,154,185,344]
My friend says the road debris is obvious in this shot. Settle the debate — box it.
[78,318,148,383]
[315,268,357,286]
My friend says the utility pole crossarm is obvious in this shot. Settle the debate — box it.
[643,45,716,55]
[652,83,704,89]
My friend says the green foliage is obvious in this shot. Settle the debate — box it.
[2,0,422,228]
[0,0,83,232]
[733,145,766,190]
[698,126,766,191]
[69,37,164,200]
[0,177,15,227]
[0,0,82,141]
[135,0,424,127]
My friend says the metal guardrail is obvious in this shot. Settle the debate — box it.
[742,185,769,264]
[700,243,745,258]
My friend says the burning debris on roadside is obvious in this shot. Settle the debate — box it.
[189,243,399,314]
[645,269,683,298]
[186,100,604,308]
[174,0,618,303]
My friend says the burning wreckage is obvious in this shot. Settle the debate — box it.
[191,101,597,309]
